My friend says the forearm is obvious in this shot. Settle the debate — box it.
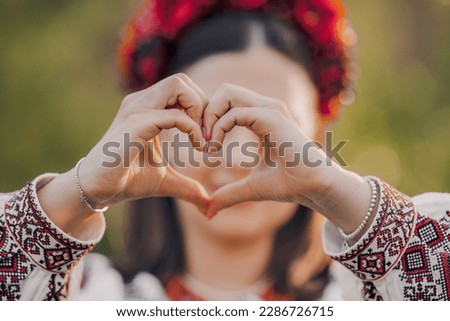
[310,164,374,242]
[36,168,102,240]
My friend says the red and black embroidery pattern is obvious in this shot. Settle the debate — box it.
[0,182,94,300]
[0,216,34,300]
[332,181,450,301]
[4,182,94,272]
[363,281,383,301]
[393,212,450,300]
[45,273,69,301]
[1,178,449,301]
[332,180,417,280]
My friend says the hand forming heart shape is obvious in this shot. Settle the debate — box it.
[200,83,334,218]
[80,74,336,219]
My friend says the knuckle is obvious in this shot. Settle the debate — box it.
[120,93,137,108]
[215,83,237,104]
[263,107,283,118]
[231,107,245,115]
[273,108,285,117]
[174,72,189,80]
[168,108,184,117]
[219,83,236,95]
[167,74,185,87]
[270,98,288,112]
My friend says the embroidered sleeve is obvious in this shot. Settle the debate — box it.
[323,178,450,300]
[0,174,105,300]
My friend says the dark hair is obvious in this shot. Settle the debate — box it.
[166,11,314,81]
[121,11,329,300]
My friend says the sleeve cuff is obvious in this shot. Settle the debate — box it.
[3,174,106,273]
[323,178,418,281]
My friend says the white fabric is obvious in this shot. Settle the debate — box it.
[1,175,449,300]
[75,253,344,300]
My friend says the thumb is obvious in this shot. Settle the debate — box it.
[158,169,211,216]
[207,178,258,218]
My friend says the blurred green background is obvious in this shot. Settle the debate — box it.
[1,0,449,257]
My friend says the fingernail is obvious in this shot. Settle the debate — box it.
[202,126,206,139]
[206,212,217,220]
[207,145,217,154]
[204,141,215,154]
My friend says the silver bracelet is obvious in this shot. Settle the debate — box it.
[338,177,378,240]
[75,158,109,213]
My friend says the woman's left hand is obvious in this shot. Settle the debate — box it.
[203,84,372,236]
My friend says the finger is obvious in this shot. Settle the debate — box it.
[209,107,284,149]
[126,74,207,125]
[158,73,206,125]
[206,177,257,218]
[203,84,265,140]
[158,168,211,216]
[176,73,209,111]
[130,109,205,151]
[203,84,281,140]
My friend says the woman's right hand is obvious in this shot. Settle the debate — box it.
[37,74,210,236]
[79,73,210,212]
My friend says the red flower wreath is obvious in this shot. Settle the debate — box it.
[117,0,357,120]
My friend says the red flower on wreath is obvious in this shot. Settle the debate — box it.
[117,0,356,120]
[155,0,202,38]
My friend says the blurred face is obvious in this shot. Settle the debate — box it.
[159,46,319,241]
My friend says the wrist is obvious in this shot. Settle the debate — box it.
[307,165,372,233]
[300,158,343,205]
[75,154,117,208]
[36,169,102,237]
[337,177,378,243]
[75,158,110,211]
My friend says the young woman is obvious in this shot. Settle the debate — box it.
[1,0,449,301]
